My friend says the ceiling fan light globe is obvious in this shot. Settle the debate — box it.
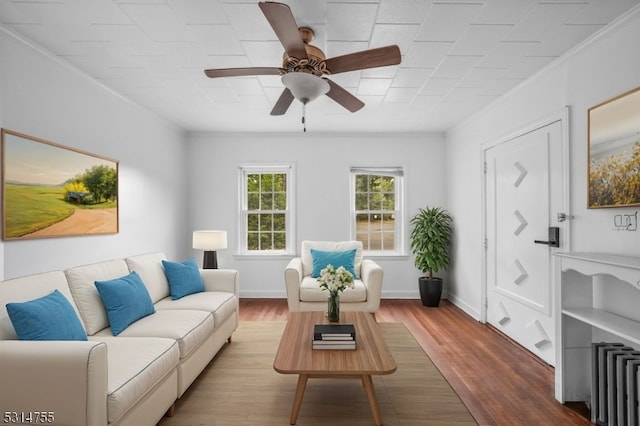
[281,73,329,104]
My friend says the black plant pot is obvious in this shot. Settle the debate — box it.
[419,277,443,307]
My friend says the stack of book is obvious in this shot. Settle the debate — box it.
[312,324,356,350]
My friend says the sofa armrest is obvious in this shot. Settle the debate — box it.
[0,340,108,426]
[200,268,239,295]
[361,259,384,312]
[284,257,303,311]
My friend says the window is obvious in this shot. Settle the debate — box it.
[350,167,404,254]
[238,164,295,254]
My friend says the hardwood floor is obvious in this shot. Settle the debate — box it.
[239,298,591,426]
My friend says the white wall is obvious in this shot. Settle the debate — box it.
[446,7,640,319]
[0,28,189,279]
[187,132,446,298]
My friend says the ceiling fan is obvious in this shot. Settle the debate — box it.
[204,1,401,119]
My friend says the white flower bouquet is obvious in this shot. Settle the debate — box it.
[317,264,355,295]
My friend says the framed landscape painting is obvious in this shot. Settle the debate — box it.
[1,129,118,240]
[588,86,640,208]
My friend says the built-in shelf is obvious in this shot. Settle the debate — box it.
[562,307,640,345]
[553,252,640,407]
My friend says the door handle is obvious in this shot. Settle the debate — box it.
[534,227,560,248]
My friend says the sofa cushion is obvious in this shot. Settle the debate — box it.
[94,336,179,423]
[94,309,214,359]
[0,271,80,340]
[299,276,367,303]
[301,241,363,278]
[6,289,88,341]
[161,258,205,300]
[310,248,359,279]
[124,252,170,303]
[154,291,237,330]
[65,259,131,335]
[95,272,156,336]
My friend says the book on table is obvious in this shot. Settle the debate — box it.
[313,324,356,340]
[312,343,356,350]
[312,340,356,350]
[312,324,356,350]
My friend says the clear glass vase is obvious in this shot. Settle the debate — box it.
[327,292,340,322]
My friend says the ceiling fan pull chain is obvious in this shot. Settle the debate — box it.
[302,102,306,132]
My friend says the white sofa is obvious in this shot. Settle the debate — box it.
[0,252,239,426]
[284,240,383,313]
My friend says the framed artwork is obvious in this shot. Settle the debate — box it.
[1,129,118,240]
[588,86,640,208]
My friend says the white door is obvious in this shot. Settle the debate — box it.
[484,120,565,366]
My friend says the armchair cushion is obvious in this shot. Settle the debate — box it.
[301,241,363,278]
[310,248,359,279]
[300,277,367,302]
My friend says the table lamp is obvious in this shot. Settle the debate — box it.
[192,230,227,269]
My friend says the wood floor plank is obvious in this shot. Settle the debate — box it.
[239,298,591,426]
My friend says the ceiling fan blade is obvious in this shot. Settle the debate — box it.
[259,2,308,60]
[204,67,282,78]
[324,45,401,75]
[325,79,364,113]
[270,88,295,116]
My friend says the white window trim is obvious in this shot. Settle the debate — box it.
[349,165,406,256]
[236,163,296,256]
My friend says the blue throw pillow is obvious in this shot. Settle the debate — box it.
[6,289,87,341]
[94,271,155,336]
[310,248,359,279]
[162,258,205,300]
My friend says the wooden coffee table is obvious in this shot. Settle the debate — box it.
[273,311,397,425]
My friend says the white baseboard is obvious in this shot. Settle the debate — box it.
[447,293,481,321]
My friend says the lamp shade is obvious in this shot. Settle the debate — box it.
[193,230,227,250]
[281,73,329,104]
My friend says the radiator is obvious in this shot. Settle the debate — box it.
[592,342,640,426]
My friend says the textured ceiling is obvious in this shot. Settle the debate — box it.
[2,0,639,133]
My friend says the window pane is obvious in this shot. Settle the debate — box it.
[247,193,259,210]
[247,214,259,231]
[274,174,286,191]
[355,174,368,192]
[274,192,286,210]
[247,174,260,191]
[382,232,395,250]
[260,232,272,250]
[357,234,370,250]
[368,175,378,191]
[381,176,394,191]
[261,192,273,209]
[274,232,286,249]
[355,193,368,210]
[260,214,272,231]
[383,193,395,210]
[247,232,259,250]
[261,174,273,191]
[273,213,286,231]
[370,193,382,210]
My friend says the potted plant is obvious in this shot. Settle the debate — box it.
[409,206,453,307]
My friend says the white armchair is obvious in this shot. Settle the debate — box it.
[284,241,383,313]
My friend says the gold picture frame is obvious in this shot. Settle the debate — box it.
[1,129,119,240]
[588,86,640,208]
